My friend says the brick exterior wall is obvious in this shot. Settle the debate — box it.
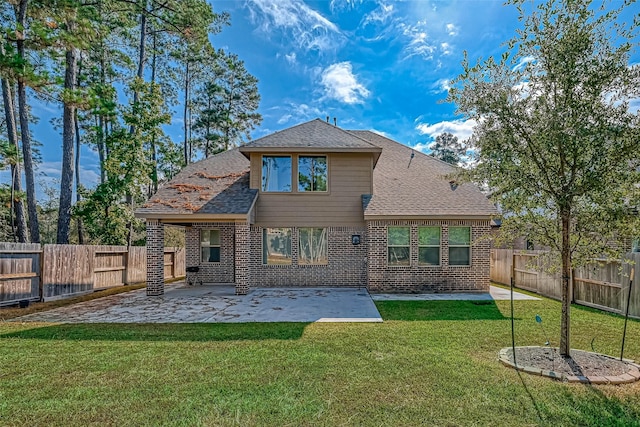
[146,220,165,296]
[367,219,492,293]
[185,223,235,285]
[180,220,491,292]
[234,221,250,295]
[249,226,367,287]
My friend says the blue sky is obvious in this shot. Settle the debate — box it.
[10,0,640,199]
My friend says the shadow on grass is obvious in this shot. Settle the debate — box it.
[0,322,310,342]
[375,300,510,321]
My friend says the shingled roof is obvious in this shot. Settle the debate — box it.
[350,130,498,218]
[136,149,256,219]
[137,121,497,221]
[239,119,382,163]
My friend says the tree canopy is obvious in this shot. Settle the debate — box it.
[0,0,261,245]
[448,0,640,355]
[429,132,466,165]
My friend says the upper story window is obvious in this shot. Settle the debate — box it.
[262,156,292,192]
[298,156,327,192]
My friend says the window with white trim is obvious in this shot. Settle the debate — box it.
[418,226,441,266]
[448,226,471,266]
[201,229,220,263]
[262,156,292,192]
[263,228,292,265]
[298,156,327,192]
[388,226,410,266]
[299,228,328,265]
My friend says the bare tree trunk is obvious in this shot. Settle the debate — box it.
[97,114,105,183]
[1,77,28,243]
[126,1,148,247]
[74,108,84,244]
[560,208,572,356]
[57,28,79,244]
[183,60,190,164]
[16,0,40,243]
[149,25,157,197]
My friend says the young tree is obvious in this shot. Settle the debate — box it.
[449,0,640,355]
[429,132,466,165]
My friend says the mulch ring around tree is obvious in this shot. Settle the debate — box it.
[499,346,640,384]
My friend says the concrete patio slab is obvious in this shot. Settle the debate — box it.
[12,284,538,324]
[13,282,383,324]
[370,285,539,301]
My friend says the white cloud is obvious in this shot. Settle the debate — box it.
[416,118,477,142]
[412,142,432,153]
[284,52,297,66]
[277,114,292,124]
[432,78,451,93]
[320,62,370,104]
[362,2,394,26]
[37,162,101,189]
[273,102,325,125]
[445,23,458,36]
[630,98,640,113]
[513,55,535,71]
[399,21,436,60]
[247,0,343,53]
[440,42,452,55]
[368,128,390,138]
[329,0,362,12]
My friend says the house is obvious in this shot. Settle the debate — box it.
[136,119,498,296]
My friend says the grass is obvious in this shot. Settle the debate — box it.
[1,291,639,426]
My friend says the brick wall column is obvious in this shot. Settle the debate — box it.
[146,220,165,296]
[234,221,250,295]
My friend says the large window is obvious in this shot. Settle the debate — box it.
[262,156,292,192]
[263,228,292,265]
[298,156,327,192]
[201,229,220,263]
[388,226,410,266]
[418,226,441,266]
[299,228,328,265]
[449,226,471,266]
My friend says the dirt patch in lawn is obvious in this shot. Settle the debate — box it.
[499,346,640,384]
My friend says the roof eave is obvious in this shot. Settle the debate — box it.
[135,212,251,224]
[363,214,496,221]
[239,146,382,158]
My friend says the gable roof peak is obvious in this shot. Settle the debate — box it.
[239,119,382,159]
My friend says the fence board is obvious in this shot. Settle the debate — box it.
[490,249,513,286]
[1,243,185,303]
[173,247,185,277]
[42,244,94,300]
[491,249,640,318]
[0,243,41,305]
[126,247,147,284]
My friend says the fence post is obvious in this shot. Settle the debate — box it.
[124,248,130,285]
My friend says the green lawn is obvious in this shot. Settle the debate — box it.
[1,293,639,426]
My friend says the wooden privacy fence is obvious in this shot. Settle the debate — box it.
[0,242,42,306]
[491,249,640,318]
[0,243,185,305]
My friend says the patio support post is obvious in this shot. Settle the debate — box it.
[146,219,165,296]
[234,221,250,295]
